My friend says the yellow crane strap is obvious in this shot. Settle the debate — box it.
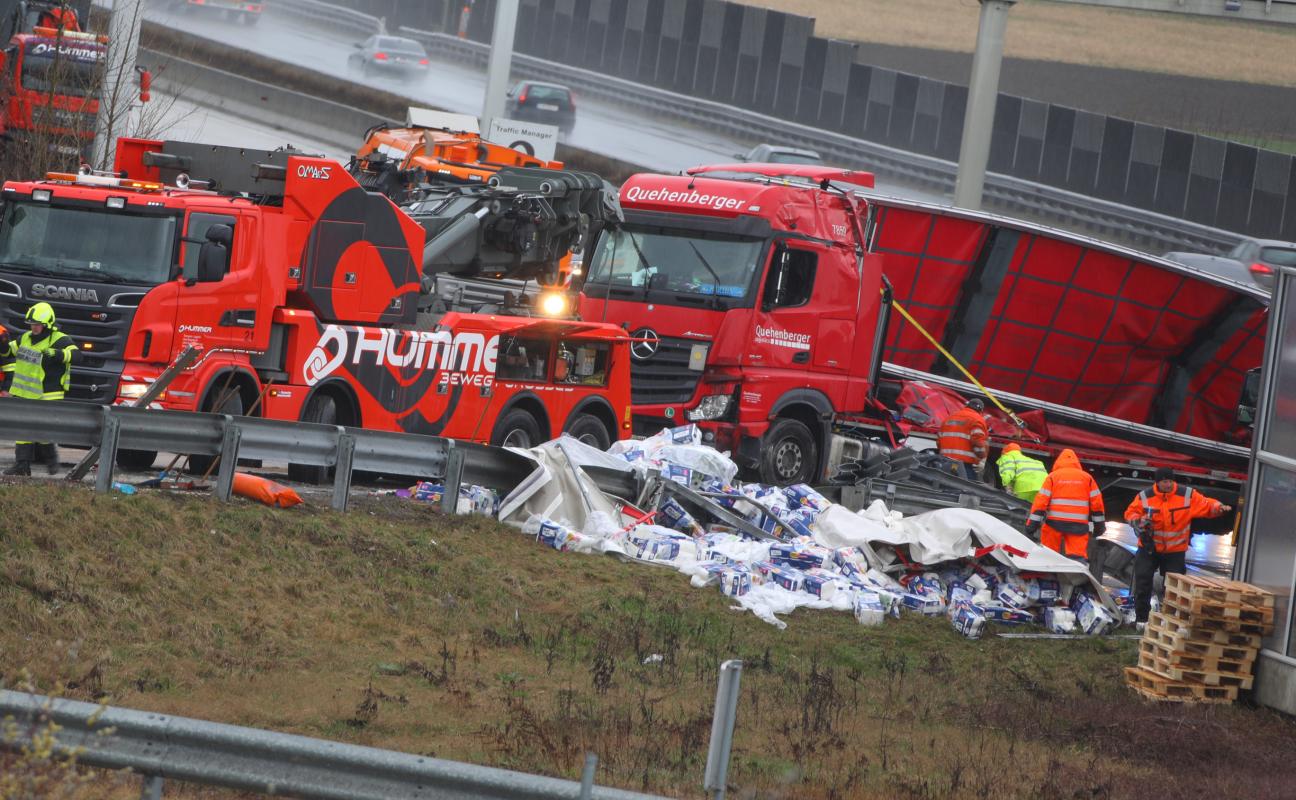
[888,293,1032,433]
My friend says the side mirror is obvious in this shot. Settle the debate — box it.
[353,42,363,48]
[183,224,233,285]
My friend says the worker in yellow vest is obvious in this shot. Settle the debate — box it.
[2,302,76,475]
[996,443,1047,502]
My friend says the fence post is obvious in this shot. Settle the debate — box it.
[94,409,121,494]
[214,419,242,502]
[332,431,356,512]
[579,752,598,800]
[140,774,163,800]
[703,659,743,800]
[442,444,465,514]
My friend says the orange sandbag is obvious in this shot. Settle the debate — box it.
[232,472,303,508]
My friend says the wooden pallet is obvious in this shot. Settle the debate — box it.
[1138,639,1254,675]
[1165,573,1276,609]
[1137,651,1255,689]
[1161,602,1273,636]
[1124,666,1238,704]
[1146,612,1263,649]
[1164,587,1275,624]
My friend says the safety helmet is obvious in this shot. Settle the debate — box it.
[25,302,56,326]
[1003,442,1021,453]
[967,397,985,412]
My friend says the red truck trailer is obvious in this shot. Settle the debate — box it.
[577,163,1265,515]
[0,138,631,474]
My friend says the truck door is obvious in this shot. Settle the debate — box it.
[173,210,262,354]
[747,241,826,373]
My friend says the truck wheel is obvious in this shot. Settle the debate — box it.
[287,394,338,485]
[491,409,542,449]
[759,418,817,486]
[116,449,157,472]
[188,390,244,475]
[564,413,611,451]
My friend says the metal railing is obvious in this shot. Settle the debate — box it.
[273,0,380,35]
[0,397,537,511]
[0,690,669,800]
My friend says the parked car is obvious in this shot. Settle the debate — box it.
[1163,238,1296,292]
[503,81,576,134]
[347,35,430,78]
[736,144,824,165]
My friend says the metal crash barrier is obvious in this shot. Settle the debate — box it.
[0,397,537,512]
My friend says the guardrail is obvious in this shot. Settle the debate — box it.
[392,26,1243,255]
[274,0,379,35]
[0,690,668,800]
[0,397,537,511]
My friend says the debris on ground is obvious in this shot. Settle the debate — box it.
[402,481,499,515]
[1125,573,1275,703]
[494,426,1124,635]
[232,472,303,509]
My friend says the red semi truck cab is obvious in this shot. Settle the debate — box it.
[0,27,104,153]
[578,163,1264,497]
[578,164,883,484]
[0,138,630,470]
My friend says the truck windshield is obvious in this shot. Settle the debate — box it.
[585,228,763,303]
[0,202,177,285]
[20,44,102,98]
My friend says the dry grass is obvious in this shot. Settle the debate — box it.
[754,0,1296,87]
[2,480,1295,798]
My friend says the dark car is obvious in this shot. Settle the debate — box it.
[347,35,430,78]
[1163,237,1296,292]
[736,144,824,165]
[504,81,576,134]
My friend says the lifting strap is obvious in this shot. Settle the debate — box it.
[888,293,1033,434]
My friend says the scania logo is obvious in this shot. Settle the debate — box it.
[631,328,660,360]
[30,284,98,303]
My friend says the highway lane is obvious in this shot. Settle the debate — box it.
[142,2,951,202]
[148,90,352,157]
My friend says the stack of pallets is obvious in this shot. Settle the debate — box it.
[1125,573,1275,704]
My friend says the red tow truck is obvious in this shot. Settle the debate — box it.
[0,138,631,474]
[0,9,105,159]
[577,163,1266,515]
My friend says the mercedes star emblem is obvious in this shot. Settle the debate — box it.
[631,328,660,360]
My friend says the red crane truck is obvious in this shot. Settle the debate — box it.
[577,163,1266,517]
[0,138,631,476]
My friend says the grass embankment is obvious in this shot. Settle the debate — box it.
[2,481,1294,798]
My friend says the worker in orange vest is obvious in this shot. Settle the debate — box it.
[37,4,80,32]
[1124,466,1231,626]
[1025,449,1105,561]
[938,397,988,481]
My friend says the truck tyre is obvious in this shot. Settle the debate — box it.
[759,418,817,486]
[564,413,611,451]
[287,394,338,485]
[116,449,157,472]
[492,409,542,449]
[188,390,244,475]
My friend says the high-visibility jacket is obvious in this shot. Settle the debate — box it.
[1123,482,1225,553]
[1028,449,1105,535]
[3,328,76,400]
[997,449,1047,499]
[938,407,988,465]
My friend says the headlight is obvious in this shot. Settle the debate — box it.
[538,291,569,317]
[686,393,733,421]
[117,382,150,399]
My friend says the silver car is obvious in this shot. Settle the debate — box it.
[1163,238,1296,292]
[736,144,824,166]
